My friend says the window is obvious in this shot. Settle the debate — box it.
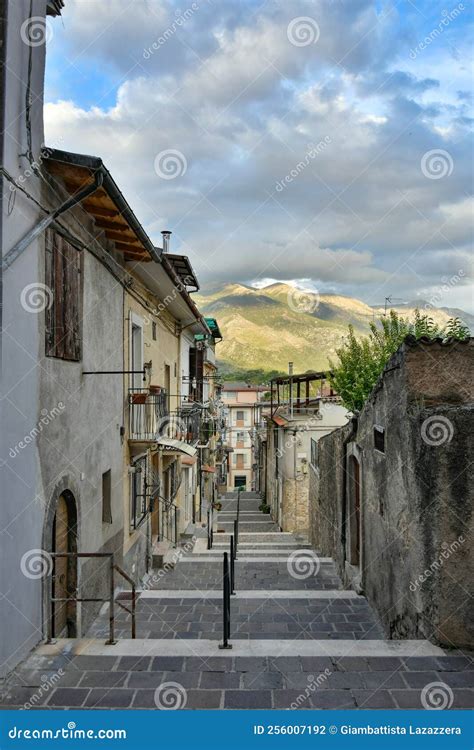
[236,410,245,424]
[152,321,157,340]
[130,318,143,391]
[236,431,245,444]
[130,455,148,529]
[234,476,246,488]
[45,229,82,360]
[235,452,245,468]
[374,426,385,453]
[102,470,112,524]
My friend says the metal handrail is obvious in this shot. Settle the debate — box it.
[218,552,232,650]
[48,552,136,644]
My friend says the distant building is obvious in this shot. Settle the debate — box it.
[221,382,268,490]
[264,372,348,537]
[310,336,473,649]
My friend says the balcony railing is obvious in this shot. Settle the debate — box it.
[129,389,203,445]
[129,388,168,441]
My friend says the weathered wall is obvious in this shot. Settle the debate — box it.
[310,339,473,648]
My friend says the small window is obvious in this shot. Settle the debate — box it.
[102,470,112,523]
[236,410,245,421]
[152,321,157,340]
[374,426,385,453]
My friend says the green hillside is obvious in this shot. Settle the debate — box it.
[194,283,472,375]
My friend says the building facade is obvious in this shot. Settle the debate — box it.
[0,0,223,678]
[309,337,473,649]
[264,372,348,537]
[221,382,268,491]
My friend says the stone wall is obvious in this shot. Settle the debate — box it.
[310,338,473,649]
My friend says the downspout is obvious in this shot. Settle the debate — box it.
[2,171,104,271]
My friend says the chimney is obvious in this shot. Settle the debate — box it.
[161,230,172,253]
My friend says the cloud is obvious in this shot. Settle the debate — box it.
[44,0,474,310]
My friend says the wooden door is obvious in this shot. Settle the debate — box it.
[353,459,361,562]
[52,495,69,636]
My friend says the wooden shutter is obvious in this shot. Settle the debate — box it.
[45,230,82,361]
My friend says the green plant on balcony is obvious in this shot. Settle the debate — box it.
[259,503,271,513]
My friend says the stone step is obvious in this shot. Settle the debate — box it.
[217,533,292,543]
[36,638,446,658]
[179,556,334,563]
[138,590,362,599]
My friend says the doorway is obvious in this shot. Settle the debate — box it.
[51,491,78,637]
[348,456,361,566]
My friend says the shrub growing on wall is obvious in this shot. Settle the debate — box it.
[329,310,470,413]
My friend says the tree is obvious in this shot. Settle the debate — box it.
[329,310,470,413]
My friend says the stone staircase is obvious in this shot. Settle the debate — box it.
[2,492,471,710]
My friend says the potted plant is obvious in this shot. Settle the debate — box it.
[130,391,147,404]
[259,503,271,513]
[212,501,222,512]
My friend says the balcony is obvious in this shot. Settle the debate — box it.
[128,389,201,445]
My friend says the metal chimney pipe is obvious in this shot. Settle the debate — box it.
[161,230,172,252]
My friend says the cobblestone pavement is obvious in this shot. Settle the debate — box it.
[1,494,472,710]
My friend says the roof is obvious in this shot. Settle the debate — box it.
[271,370,331,385]
[157,437,197,457]
[46,1,65,15]
[222,381,268,392]
[42,148,159,263]
[165,253,199,291]
[404,335,472,348]
[205,318,223,340]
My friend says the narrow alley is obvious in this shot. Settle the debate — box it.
[2,493,471,711]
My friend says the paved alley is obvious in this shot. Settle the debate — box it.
[1,494,472,710]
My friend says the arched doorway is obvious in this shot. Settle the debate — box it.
[49,490,78,637]
[348,456,361,566]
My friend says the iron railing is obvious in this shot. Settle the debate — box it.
[48,552,136,644]
[129,388,168,441]
[153,495,179,546]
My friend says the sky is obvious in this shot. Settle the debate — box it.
[44,0,473,311]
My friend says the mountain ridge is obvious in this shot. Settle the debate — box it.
[194,283,472,373]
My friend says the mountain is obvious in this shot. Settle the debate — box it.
[194,283,472,373]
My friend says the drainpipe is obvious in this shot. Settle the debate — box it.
[2,171,104,271]
[0,0,8,352]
